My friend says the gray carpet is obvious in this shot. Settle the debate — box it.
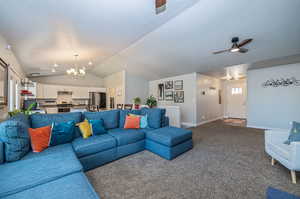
[86,120,300,199]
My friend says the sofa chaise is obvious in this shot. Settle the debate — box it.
[0,108,193,199]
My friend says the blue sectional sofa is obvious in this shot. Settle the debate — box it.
[0,108,193,199]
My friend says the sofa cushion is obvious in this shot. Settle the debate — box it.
[119,110,141,128]
[0,144,82,198]
[72,134,116,158]
[84,110,119,129]
[141,108,162,129]
[0,120,30,162]
[30,112,82,129]
[146,127,192,147]
[108,128,145,146]
[2,172,100,199]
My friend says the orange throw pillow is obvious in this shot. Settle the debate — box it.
[28,126,51,152]
[124,115,140,129]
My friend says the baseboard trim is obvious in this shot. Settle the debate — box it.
[247,125,288,131]
[181,122,196,128]
[196,116,223,127]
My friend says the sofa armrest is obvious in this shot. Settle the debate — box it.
[265,129,290,144]
[291,142,300,170]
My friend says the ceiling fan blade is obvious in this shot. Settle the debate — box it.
[156,0,166,8]
[239,48,248,53]
[213,49,230,54]
[238,39,253,48]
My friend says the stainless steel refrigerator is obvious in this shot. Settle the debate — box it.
[89,92,106,111]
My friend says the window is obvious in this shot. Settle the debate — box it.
[231,87,242,95]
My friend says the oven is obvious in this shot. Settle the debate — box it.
[57,104,72,113]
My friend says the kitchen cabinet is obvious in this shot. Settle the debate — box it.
[36,83,44,98]
[44,84,58,98]
[72,87,89,98]
[34,83,106,99]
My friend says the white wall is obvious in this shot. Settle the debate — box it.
[0,34,25,120]
[104,70,126,108]
[30,73,104,87]
[125,72,149,104]
[196,74,223,125]
[247,63,300,130]
[149,73,197,126]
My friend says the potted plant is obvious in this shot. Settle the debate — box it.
[145,95,157,108]
[133,97,141,109]
[8,102,37,117]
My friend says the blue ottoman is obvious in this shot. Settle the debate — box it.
[145,127,193,160]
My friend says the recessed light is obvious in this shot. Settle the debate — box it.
[88,61,93,66]
[52,68,56,73]
[54,63,58,67]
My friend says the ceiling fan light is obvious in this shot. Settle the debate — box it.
[230,47,240,53]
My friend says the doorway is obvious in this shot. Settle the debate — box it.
[224,79,247,119]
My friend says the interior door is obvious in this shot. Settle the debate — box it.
[226,81,247,119]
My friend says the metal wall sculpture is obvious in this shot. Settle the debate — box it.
[262,77,300,88]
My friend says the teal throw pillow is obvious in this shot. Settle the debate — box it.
[284,121,300,145]
[50,121,75,146]
[89,119,106,135]
[140,115,148,128]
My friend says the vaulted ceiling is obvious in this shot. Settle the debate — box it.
[0,0,300,80]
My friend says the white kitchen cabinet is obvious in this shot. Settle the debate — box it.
[36,83,44,98]
[34,83,105,99]
[43,84,58,98]
[72,87,89,98]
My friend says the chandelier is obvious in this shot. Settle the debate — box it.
[66,54,86,78]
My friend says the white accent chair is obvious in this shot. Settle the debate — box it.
[265,129,300,184]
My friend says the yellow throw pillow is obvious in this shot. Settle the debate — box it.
[77,120,92,139]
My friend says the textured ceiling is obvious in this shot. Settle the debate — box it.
[0,0,300,80]
[92,0,300,80]
[0,0,199,76]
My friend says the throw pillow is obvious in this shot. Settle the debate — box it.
[284,121,300,145]
[0,120,30,162]
[124,115,140,129]
[129,114,148,128]
[88,119,106,135]
[77,120,92,139]
[50,121,75,146]
[28,126,51,152]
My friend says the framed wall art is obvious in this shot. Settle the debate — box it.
[174,91,184,103]
[164,81,173,90]
[158,83,164,101]
[165,90,174,101]
[174,80,183,90]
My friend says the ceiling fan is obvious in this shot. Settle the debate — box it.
[213,37,253,54]
[156,0,167,14]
